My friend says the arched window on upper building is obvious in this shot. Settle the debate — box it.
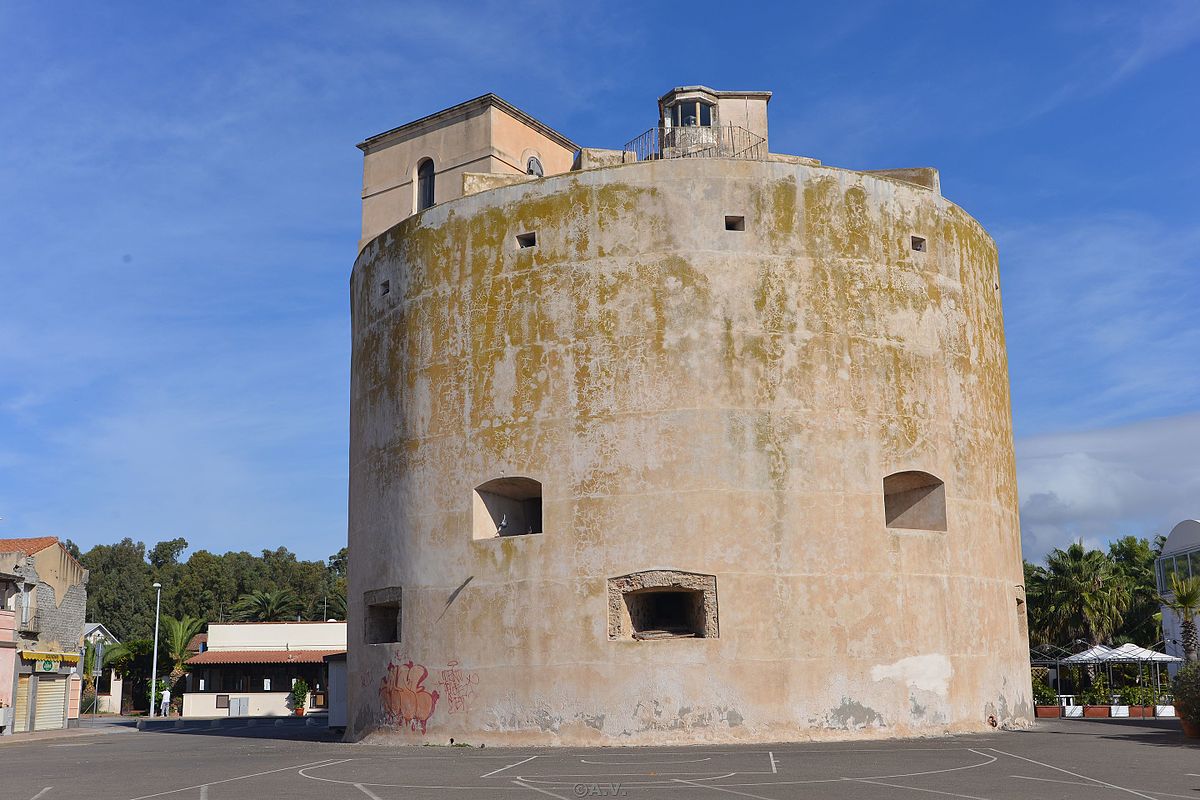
[526,156,544,177]
[416,158,436,211]
[883,471,947,531]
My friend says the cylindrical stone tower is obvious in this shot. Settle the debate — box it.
[347,153,1031,745]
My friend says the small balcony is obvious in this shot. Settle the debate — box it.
[17,610,41,634]
[623,124,767,163]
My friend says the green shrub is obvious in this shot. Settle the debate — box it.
[1082,674,1112,706]
[1032,679,1057,705]
[1172,662,1200,723]
[1118,685,1157,706]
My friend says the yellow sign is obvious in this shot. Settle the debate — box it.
[20,651,77,672]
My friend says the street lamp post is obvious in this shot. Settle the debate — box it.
[149,582,162,718]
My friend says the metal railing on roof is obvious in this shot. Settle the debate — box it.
[623,124,767,163]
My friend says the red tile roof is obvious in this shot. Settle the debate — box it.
[0,536,60,555]
[186,633,208,652]
[185,649,344,666]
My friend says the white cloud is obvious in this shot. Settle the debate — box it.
[999,213,1200,433]
[1017,412,1200,560]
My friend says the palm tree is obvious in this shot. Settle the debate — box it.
[305,589,347,621]
[1025,541,1130,645]
[160,615,207,683]
[1160,574,1200,662]
[231,589,300,622]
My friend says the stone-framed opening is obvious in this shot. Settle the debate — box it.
[607,570,718,640]
[883,470,947,531]
[473,477,543,540]
[364,586,402,644]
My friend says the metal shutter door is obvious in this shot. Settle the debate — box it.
[13,675,30,733]
[34,676,67,730]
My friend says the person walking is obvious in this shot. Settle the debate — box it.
[160,686,171,718]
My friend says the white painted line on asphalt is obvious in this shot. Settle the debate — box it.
[579,757,711,764]
[671,778,775,799]
[49,743,91,747]
[519,770,737,781]
[989,748,1157,800]
[768,751,777,774]
[198,787,207,800]
[846,777,992,800]
[723,749,998,788]
[123,758,340,800]
[29,789,52,800]
[1012,775,1194,800]
[353,783,384,800]
[511,779,572,799]
[480,755,537,777]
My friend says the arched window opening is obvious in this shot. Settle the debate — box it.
[416,158,436,211]
[526,156,544,177]
[472,477,542,540]
[883,471,947,531]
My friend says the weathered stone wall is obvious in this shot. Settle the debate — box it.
[347,156,1030,745]
[33,583,86,653]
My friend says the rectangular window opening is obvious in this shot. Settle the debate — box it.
[473,477,543,539]
[911,235,927,252]
[625,588,707,639]
[364,587,402,644]
[380,280,390,296]
[725,215,745,231]
[517,232,537,249]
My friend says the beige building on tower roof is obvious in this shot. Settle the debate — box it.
[346,86,1031,746]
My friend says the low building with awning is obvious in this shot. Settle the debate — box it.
[183,621,345,718]
[0,536,88,735]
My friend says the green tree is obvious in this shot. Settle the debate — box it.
[102,638,158,713]
[1160,574,1200,662]
[79,539,156,640]
[1108,536,1161,645]
[1025,541,1130,646]
[173,550,239,623]
[232,589,301,621]
[160,614,207,684]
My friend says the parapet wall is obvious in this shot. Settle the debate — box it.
[347,156,1030,745]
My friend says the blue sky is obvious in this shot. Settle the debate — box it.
[1,2,1198,562]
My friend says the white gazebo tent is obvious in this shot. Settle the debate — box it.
[1059,643,1181,702]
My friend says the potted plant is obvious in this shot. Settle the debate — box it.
[1032,679,1061,718]
[291,679,310,717]
[1172,662,1200,737]
[1082,675,1111,718]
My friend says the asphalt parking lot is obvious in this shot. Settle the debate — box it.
[2,717,1197,800]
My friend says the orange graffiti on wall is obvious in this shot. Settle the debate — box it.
[380,659,440,733]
